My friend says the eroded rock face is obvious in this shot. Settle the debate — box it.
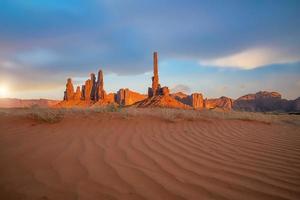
[137,95,191,109]
[90,73,96,101]
[204,96,233,110]
[171,92,204,109]
[233,91,300,112]
[189,93,204,109]
[95,70,106,101]
[161,87,170,96]
[74,86,81,100]
[84,79,92,101]
[233,91,282,111]
[293,97,300,111]
[64,78,74,101]
[117,88,147,106]
[106,93,116,104]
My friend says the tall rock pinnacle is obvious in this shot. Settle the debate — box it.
[148,52,163,97]
[98,70,104,91]
[152,52,159,96]
[64,78,74,100]
[148,52,169,97]
[90,73,96,100]
[95,69,106,101]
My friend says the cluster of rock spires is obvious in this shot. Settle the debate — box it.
[59,52,300,112]
[60,68,146,107]
[63,70,108,103]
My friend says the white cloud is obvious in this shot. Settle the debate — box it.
[199,47,300,69]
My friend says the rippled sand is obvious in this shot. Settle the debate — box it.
[0,111,300,200]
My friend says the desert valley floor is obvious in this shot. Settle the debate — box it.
[0,109,300,200]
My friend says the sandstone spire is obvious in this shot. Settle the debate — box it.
[64,78,74,101]
[152,52,159,92]
[84,79,92,101]
[148,52,169,97]
[98,70,104,91]
[90,73,96,100]
[95,69,106,101]
[74,86,81,100]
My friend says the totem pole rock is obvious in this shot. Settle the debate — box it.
[148,52,169,97]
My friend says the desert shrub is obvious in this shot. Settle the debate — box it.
[30,108,64,123]
[90,104,121,113]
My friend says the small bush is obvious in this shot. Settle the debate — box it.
[89,104,121,113]
[30,108,64,123]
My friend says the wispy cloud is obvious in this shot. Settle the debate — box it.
[199,47,300,69]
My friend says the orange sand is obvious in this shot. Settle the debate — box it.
[0,112,300,200]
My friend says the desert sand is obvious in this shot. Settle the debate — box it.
[0,108,300,200]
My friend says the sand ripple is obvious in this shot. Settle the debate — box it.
[0,114,300,199]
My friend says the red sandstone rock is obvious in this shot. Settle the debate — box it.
[151,52,160,96]
[136,95,191,109]
[90,73,96,100]
[161,87,170,96]
[95,70,106,101]
[74,86,81,100]
[171,92,204,109]
[117,88,147,106]
[105,93,116,103]
[84,79,92,101]
[189,93,204,109]
[148,52,169,97]
[64,78,74,101]
[204,96,233,110]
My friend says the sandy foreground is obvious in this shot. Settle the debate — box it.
[0,108,300,200]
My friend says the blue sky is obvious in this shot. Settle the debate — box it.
[0,0,299,99]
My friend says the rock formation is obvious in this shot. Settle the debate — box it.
[148,52,169,97]
[64,78,74,101]
[74,86,81,100]
[116,88,147,106]
[84,79,92,101]
[59,53,299,112]
[105,93,117,104]
[90,73,96,100]
[204,96,233,110]
[137,95,191,109]
[95,70,106,101]
[171,92,204,109]
[189,93,204,109]
[233,91,300,112]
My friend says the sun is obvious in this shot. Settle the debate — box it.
[0,85,9,98]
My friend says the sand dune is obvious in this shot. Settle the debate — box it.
[0,110,300,200]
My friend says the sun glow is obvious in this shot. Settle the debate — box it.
[0,84,9,98]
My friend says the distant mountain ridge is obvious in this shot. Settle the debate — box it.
[233,91,300,112]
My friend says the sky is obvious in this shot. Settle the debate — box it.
[0,0,300,100]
